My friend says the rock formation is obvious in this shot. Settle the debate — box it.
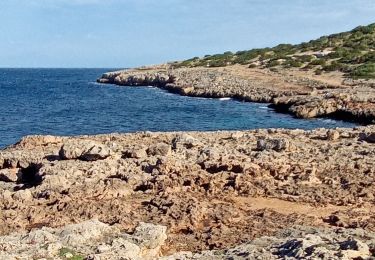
[98,65,375,124]
[1,127,374,258]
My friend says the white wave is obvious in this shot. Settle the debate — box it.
[317,118,336,124]
[219,97,231,101]
[88,82,105,86]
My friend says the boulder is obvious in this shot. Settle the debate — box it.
[172,134,201,149]
[59,140,111,161]
[0,168,19,182]
[123,148,148,159]
[257,138,290,152]
[359,132,375,143]
[59,219,119,248]
[326,129,340,141]
[339,239,371,259]
[147,143,171,157]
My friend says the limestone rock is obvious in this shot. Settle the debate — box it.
[59,140,111,161]
[123,147,148,159]
[0,168,19,182]
[326,129,340,141]
[0,220,167,260]
[147,143,171,157]
[257,137,290,152]
[172,133,201,149]
[130,222,168,250]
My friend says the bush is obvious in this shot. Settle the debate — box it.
[350,62,375,79]
[322,61,349,72]
[284,59,303,68]
[267,60,281,67]
[309,59,326,66]
[208,59,229,67]
[297,55,314,63]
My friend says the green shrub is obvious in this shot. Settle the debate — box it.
[177,22,375,75]
[208,59,229,67]
[309,59,326,66]
[297,55,314,63]
[350,62,375,79]
[267,60,281,67]
[59,248,84,260]
[284,59,303,68]
[322,61,349,72]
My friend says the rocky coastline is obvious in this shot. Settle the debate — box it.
[1,126,374,259]
[97,65,375,124]
[1,64,375,259]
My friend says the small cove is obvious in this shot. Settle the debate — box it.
[0,68,357,148]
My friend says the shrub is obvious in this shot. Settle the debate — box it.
[284,59,303,68]
[208,59,229,67]
[297,55,314,63]
[350,62,375,79]
[309,59,326,66]
[267,60,281,67]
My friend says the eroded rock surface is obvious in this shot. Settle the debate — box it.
[0,127,374,257]
[0,220,167,260]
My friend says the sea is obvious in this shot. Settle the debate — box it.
[0,68,357,148]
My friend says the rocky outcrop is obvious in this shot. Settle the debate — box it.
[0,220,167,260]
[59,140,111,161]
[98,66,375,124]
[0,127,374,257]
[163,226,375,259]
[1,221,374,259]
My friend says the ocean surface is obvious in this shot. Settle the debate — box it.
[0,68,357,148]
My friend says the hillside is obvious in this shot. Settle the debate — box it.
[175,23,375,79]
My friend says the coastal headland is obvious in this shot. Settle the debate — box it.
[98,64,375,124]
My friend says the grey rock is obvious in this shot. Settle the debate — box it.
[59,140,111,161]
[147,143,171,157]
[172,133,201,149]
[257,138,290,152]
[359,132,375,143]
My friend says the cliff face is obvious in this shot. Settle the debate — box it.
[98,65,375,124]
[1,126,374,258]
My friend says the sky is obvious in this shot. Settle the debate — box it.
[0,0,374,68]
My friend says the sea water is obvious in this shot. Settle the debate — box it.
[0,68,357,148]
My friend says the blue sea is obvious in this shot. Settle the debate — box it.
[0,68,356,148]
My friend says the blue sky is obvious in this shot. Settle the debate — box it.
[0,0,374,68]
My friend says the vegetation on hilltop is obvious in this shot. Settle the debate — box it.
[175,23,375,79]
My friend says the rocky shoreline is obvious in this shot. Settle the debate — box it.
[1,126,374,259]
[97,65,375,124]
[1,65,374,259]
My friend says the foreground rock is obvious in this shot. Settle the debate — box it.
[164,226,375,259]
[59,140,112,161]
[0,126,374,256]
[0,220,167,259]
[98,65,375,124]
[1,221,374,259]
